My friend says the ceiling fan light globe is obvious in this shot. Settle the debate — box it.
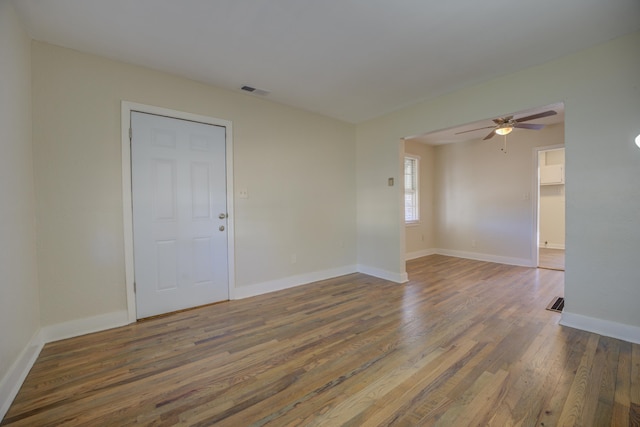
[495,126,513,136]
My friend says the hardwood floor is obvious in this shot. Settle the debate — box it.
[539,248,565,271]
[3,255,638,426]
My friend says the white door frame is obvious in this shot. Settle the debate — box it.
[531,144,564,268]
[121,101,235,323]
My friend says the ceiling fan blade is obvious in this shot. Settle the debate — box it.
[493,116,512,125]
[483,130,496,140]
[514,123,545,130]
[455,126,495,135]
[515,110,557,123]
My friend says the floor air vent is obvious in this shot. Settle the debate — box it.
[546,297,564,313]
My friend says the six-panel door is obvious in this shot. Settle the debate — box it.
[131,111,228,318]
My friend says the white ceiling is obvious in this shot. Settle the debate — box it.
[11,0,640,124]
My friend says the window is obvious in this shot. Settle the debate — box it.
[404,155,419,223]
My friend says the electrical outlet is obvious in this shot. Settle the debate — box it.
[238,189,248,199]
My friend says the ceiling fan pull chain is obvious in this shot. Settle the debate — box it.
[501,135,507,154]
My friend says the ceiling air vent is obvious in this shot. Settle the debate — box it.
[241,85,270,96]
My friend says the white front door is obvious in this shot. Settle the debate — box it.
[131,111,229,318]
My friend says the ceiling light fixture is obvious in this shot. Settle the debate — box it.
[495,126,513,136]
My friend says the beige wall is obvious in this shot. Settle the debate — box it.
[404,140,435,257]
[32,42,356,326]
[356,31,640,329]
[433,124,564,262]
[0,0,40,400]
[539,148,565,248]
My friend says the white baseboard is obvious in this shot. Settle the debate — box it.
[357,264,408,283]
[540,243,565,250]
[406,248,536,267]
[232,265,358,299]
[0,330,44,421]
[233,262,414,300]
[1,310,131,420]
[406,248,437,261]
[560,312,640,345]
[434,248,535,268]
[41,310,130,343]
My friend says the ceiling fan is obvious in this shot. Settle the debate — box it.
[455,110,558,140]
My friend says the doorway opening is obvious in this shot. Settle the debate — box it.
[536,146,565,271]
[403,102,565,271]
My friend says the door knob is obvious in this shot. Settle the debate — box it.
[219,213,227,219]
[219,225,225,231]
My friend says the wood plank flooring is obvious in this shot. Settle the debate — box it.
[539,248,565,271]
[3,255,638,426]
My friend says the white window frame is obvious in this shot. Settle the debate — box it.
[404,155,420,225]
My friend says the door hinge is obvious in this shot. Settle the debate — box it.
[133,281,136,293]
[129,127,132,141]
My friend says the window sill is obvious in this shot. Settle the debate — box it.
[405,221,421,227]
